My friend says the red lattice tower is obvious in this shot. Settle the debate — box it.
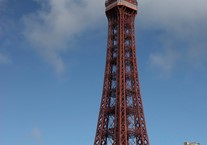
[94,0,150,145]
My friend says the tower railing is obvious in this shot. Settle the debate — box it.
[106,0,137,6]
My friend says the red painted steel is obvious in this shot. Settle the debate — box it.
[94,1,150,145]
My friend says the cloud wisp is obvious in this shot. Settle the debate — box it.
[139,0,207,75]
[0,52,12,65]
[0,0,5,5]
[32,128,42,144]
[22,0,104,75]
[20,0,207,76]
[149,47,180,76]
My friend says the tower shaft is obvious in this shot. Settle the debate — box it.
[94,1,150,145]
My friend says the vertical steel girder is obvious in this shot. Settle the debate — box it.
[94,5,150,145]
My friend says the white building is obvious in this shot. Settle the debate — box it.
[184,142,200,145]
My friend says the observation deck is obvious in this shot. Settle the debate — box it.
[105,0,137,11]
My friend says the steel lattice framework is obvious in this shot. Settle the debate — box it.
[94,0,150,145]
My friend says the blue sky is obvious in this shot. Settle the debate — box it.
[0,0,207,145]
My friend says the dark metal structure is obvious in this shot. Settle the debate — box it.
[94,0,150,145]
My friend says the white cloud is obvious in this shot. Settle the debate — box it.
[32,128,42,144]
[0,0,6,11]
[0,0,5,4]
[23,0,105,75]
[149,47,180,76]
[139,0,207,27]
[139,0,207,74]
[22,0,207,75]
[0,52,12,65]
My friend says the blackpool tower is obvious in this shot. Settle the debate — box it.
[94,0,150,145]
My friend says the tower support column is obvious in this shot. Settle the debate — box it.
[94,1,150,145]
